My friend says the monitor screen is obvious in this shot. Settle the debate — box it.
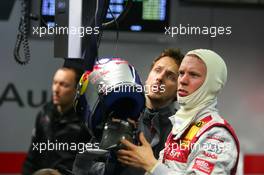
[105,0,170,32]
[40,0,170,33]
[40,0,55,28]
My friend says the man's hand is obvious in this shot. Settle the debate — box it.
[117,132,158,172]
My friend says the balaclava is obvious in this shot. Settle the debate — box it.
[174,49,227,129]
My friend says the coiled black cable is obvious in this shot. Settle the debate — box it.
[14,0,31,65]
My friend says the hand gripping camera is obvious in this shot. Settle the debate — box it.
[74,58,145,151]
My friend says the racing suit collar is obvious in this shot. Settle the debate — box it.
[170,100,218,140]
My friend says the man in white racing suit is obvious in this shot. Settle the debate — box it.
[117,49,240,175]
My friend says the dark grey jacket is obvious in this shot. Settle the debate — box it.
[22,102,90,175]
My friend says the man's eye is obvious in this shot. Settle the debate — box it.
[154,68,161,73]
[178,71,184,76]
[190,72,200,77]
[61,82,69,87]
[168,75,176,80]
[167,73,177,80]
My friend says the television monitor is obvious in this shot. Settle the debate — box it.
[104,0,170,32]
[40,0,55,28]
[39,0,170,33]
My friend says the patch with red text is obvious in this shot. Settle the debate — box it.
[192,158,215,174]
[202,151,218,160]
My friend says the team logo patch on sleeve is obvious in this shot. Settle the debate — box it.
[192,158,215,174]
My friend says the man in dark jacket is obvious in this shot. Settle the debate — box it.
[139,48,183,158]
[23,67,90,175]
[72,48,184,175]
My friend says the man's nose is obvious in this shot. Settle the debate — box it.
[52,84,60,93]
[179,74,188,85]
[156,71,166,82]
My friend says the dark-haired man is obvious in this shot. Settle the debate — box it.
[23,67,90,175]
